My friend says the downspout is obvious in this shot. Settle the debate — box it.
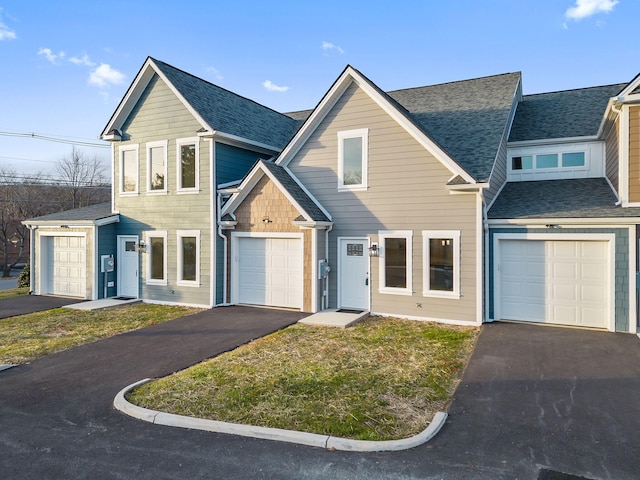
[611,102,623,206]
[28,225,36,294]
[323,224,333,310]
[216,192,231,307]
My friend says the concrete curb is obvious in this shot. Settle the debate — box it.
[114,379,448,452]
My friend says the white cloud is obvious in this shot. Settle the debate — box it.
[205,66,223,81]
[565,0,619,20]
[69,54,96,67]
[0,8,16,40]
[263,80,289,92]
[38,48,65,64]
[322,41,345,54]
[89,63,126,88]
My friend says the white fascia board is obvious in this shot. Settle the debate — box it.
[276,66,476,185]
[446,182,488,192]
[487,217,640,226]
[617,72,640,97]
[209,131,282,156]
[507,136,599,148]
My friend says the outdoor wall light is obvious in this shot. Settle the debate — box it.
[9,233,20,247]
[262,217,272,224]
[135,241,147,253]
[368,243,379,257]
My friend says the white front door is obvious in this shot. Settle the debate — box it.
[339,238,369,310]
[118,236,139,298]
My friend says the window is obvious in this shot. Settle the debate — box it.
[423,230,460,298]
[379,230,413,295]
[177,137,199,192]
[147,140,168,193]
[338,129,368,191]
[562,152,585,167]
[177,230,200,286]
[120,145,139,195]
[146,231,167,285]
[511,151,586,171]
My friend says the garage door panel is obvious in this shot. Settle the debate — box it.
[498,239,609,329]
[46,236,86,298]
[237,237,303,309]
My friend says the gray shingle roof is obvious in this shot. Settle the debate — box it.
[488,179,640,219]
[153,59,301,150]
[27,202,115,223]
[259,160,330,222]
[508,84,626,142]
[386,72,522,183]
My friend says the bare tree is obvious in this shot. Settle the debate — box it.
[0,169,49,277]
[56,147,110,209]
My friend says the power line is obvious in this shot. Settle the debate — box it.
[0,130,109,149]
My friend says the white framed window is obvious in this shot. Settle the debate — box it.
[510,151,586,171]
[177,230,200,286]
[146,140,168,194]
[145,231,167,286]
[176,137,199,193]
[422,230,461,299]
[119,144,139,195]
[378,230,413,295]
[338,128,368,191]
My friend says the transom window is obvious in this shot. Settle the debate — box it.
[379,230,413,295]
[177,137,199,192]
[423,230,460,298]
[511,151,585,171]
[338,129,368,191]
[177,230,200,286]
[145,231,167,285]
[120,145,139,195]
[147,140,168,193]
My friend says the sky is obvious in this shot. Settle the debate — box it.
[1,0,639,178]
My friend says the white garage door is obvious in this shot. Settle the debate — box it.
[499,239,610,329]
[46,236,86,298]
[237,237,303,309]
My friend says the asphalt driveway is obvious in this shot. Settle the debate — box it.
[0,307,639,479]
[0,294,85,319]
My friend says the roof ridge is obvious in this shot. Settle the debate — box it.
[150,57,295,121]
[386,71,522,95]
[522,82,628,98]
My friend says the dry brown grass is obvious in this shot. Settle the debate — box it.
[128,317,478,441]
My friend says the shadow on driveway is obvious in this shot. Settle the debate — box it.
[0,295,85,319]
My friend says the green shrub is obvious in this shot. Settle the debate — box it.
[17,263,30,288]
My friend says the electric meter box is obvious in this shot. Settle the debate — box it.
[101,255,115,273]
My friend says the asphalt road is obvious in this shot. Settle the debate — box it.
[0,305,639,479]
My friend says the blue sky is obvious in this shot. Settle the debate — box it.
[1,0,638,176]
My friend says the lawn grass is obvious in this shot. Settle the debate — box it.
[127,317,478,441]
[0,303,201,364]
[0,286,29,300]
